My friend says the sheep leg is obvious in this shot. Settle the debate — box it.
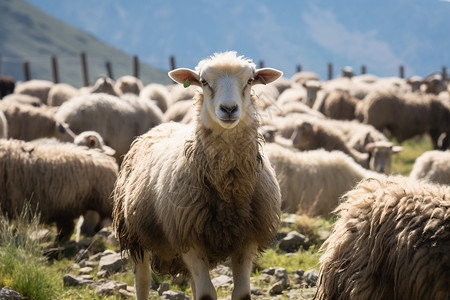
[55,218,75,244]
[182,249,217,300]
[231,244,257,300]
[134,252,151,300]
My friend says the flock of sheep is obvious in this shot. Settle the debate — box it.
[0,51,449,300]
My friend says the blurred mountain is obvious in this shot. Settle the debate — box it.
[21,0,450,80]
[0,0,172,87]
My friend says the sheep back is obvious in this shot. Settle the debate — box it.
[410,150,450,185]
[315,176,450,300]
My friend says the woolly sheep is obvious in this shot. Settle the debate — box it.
[47,83,79,106]
[169,83,198,103]
[315,176,450,300]
[264,143,376,216]
[90,76,121,96]
[0,101,57,141]
[113,52,282,300]
[312,89,358,120]
[55,93,163,163]
[13,79,53,104]
[356,91,450,149]
[115,75,143,95]
[264,101,326,119]
[140,83,171,112]
[277,80,321,107]
[0,139,118,244]
[162,99,194,123]
[290,71,320,85]
[409,150,450,185]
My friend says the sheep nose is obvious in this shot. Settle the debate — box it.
[220,104,238,116]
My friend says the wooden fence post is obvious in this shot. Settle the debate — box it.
[399,65,404,79]
[259,60,264,68]
[133,55,139,78]
[105,61,114,79]
[442,66,447,81]
[361,65,366,75]
[80,52,89,86]
[169,56,176,70]
[327,63,333,80]
[296,65,302,73]
[23,61,30,81]
[51,56,59,83]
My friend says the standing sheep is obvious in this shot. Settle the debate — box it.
[315,176,450,300]
[0,139,118,244]
[115,75,143,95]
[113,52,282,300]
[409,150,450,185]
[312,89,358,120]
[47,83,79,106]
[140,83,171,112]
[14,79,53,104]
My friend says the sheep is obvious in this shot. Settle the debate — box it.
[112,51,282,300]
[115,75,143,95]
[270,76,293,94]
[0,110,7,139]
[315,175,450,300]
[277,80,322,107]
[169,83,198,103]
[55,92,163,163]
[290,71,320,85]
[140,83,171,112]
[312,89,358,120]
[47,83,79,106]
[407,75,423,92]
[264,101,326,119]
[90,76,121,96]
[356,91,450,149]
[0,101,58,141]
[14,79,53,104]
[0,75,15,99]
[409,150,450,185]
[0,139,118,244]
[263,143,377,216]
[422,72,447,95]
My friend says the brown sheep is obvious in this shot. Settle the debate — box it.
[315,175,450,300]
[313,89,358,120]
[113,52,282,300]
[0,139,118,244]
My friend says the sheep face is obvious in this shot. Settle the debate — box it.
[366,141,403,174]
[169,52,282,130]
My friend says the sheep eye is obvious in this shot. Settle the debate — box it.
[247,78,254,85]
[200,79,208,87]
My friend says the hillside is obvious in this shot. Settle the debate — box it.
[0,0,171,87]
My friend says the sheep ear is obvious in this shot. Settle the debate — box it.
[253,68,283,85]
[87,136,97,148]
[392,146,403,153]
[168,68,201,87]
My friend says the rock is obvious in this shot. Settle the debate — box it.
[79,267,94,274]
[63,274,94,286]
[160,290,190,300]
[98,252,128,275]
[0,286,23,300]
[158,282,170,296]
[211,274,233,287]
[118,288,135,298]
[278,231,310,252]
[304,270,318,287]
[269,281,285,295]
[94,280,128,296]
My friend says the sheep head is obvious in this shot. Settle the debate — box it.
[169,52,282,130]
[366,141,403,174]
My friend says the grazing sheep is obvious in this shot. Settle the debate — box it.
[90,76,121,96]
[0,101,57,141]
[0,110,7,139]
[356,91,450,149]
[312,89,358,120]
[140,83,171,112]
[47,83,79,106]
[0,75,16,99]
[113,52,282,300]
[409,150,450,185]
[315,176,450,300]
[55,93,163,163]
[115,75,143,95]
[264,143,376,216]
[14,79,53,104]
[0,139,118,244]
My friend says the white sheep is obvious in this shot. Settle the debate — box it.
[409,150,450,185]
[47,83,79,106]
[316,175,450,300]
[115,75,143,95]
[264,143,378,216]
[90,76,121,96]
[112,52,282,300]
[54,92,163,163]
[0,110,7,139]
[140,83,171,112]
[14,79,54,104]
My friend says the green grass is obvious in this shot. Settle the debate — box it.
[391,135,433,176]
